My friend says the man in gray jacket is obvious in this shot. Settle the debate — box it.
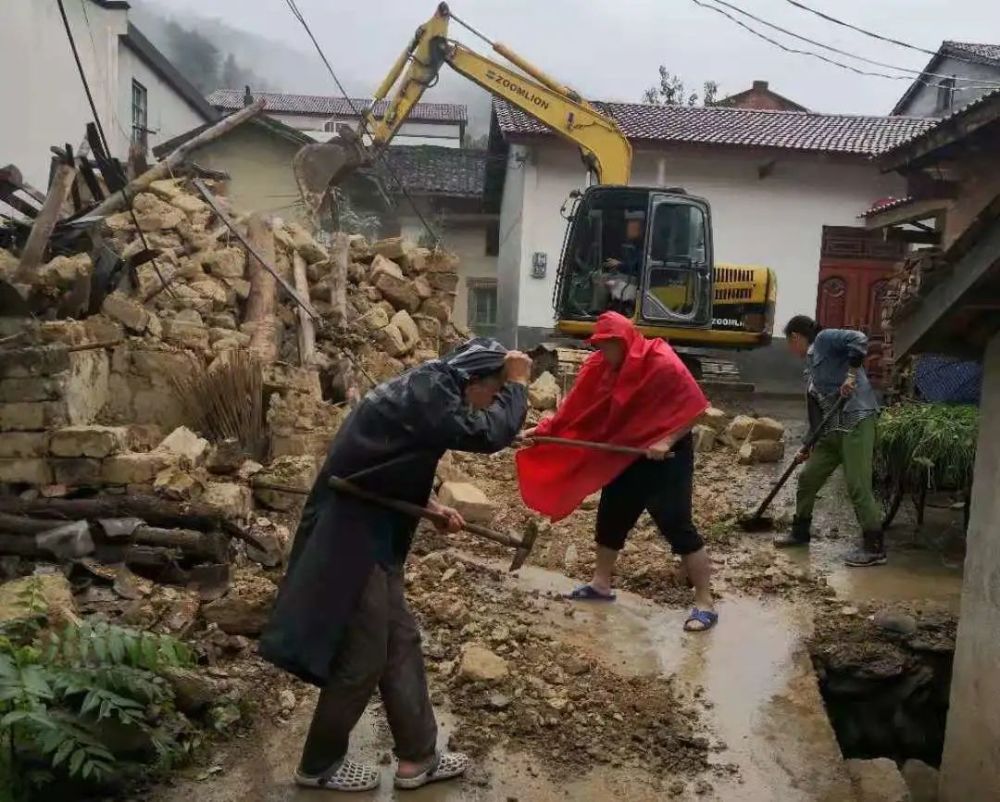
[774,315,885,567]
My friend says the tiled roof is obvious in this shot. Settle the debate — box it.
[942,41,1000,66]
[207,89,467,123]
[380,146,486,197]
[881,87,1000,161]
[860,196,916,219]
[493,100,934,157]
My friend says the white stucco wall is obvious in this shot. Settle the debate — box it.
[400,216,496,329]
[503,142,904,340]
[896,56,1000,118]
[268,113,462,147]
[117,46,205,159]
[0,1,208,191]
[1,0,125,188]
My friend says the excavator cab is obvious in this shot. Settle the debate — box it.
[556,186,714,334]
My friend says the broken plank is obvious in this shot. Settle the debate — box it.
[14,161,78,280]
[292,251,316,365]
[88,100,265,219]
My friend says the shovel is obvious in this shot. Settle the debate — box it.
[738,395,847,532]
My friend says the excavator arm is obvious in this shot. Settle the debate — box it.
[292,2,632,215]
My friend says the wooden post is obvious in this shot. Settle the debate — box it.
[245,214,280,364]
[329,232,349,328]
[292,252,316,366]
[15,162,77,280]
[88,100,265,219]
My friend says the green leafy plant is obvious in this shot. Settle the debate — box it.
[0,613,195,798]
[875,402,979,492]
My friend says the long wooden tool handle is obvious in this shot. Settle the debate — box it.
[328,476,519,547]
[525,435,671,458]
[750,396,848,520]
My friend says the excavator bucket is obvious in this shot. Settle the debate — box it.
[292,128,369,219]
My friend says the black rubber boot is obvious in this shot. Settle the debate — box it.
[773,516,811,548]
[844,530,887,567]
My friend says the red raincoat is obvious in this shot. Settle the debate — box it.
[516,312,708,520]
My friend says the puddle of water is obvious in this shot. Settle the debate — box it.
[783,540,964,612]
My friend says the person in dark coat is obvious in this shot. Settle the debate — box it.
[259,338,532,793]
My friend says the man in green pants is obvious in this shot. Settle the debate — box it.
[774,316,886,567]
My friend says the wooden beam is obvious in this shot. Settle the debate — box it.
[14,161,77,280]
[245,213,280,364]
[893,218,1000,359]
[885,227,940,245]
[864,198,948,231]
[292,251,316,366]
[88,100,264,219]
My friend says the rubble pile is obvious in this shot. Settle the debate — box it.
[407,549,712,779]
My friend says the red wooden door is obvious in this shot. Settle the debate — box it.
[817,227,905,386]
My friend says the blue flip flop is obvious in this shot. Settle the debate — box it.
[565,584,616,602]
[684,608,719,632]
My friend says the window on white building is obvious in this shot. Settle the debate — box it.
[131,79,148,152]
[467,279,498,335]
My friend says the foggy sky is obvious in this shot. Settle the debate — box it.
[148,0,1000,123]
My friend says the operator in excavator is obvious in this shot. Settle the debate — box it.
[592,210,645,316]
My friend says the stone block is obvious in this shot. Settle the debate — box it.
[438,481,496,523]
[377,323,408,358]
[697,406,730,433]
[459,643,508,683]
[528,372,560,411]
[201,482,253,520]
[749,416,785,442]
[223,277,251,301]
[288,222,329,264]
[0,346,71,379]
[0,375,66,403]
[261,363,322,398]
[737,439,785,465]
[148,178,183,200]
[35,253,92,289]
[424,249,460,273]
[402,246,431,274]
[413,275,432,300]
[692,424,716,452]
[391,310,420,353]
[413,314,442,341]
[0,432,49,458]
[154,466,204,501]
[845,758,911,802]
[0,458,54,485]
[201,247,247,279]
[190,278,232,309]
[201,576,276,636]
[372,236,406,261]
[102,452,173,485]
[132,192,185,231]
[206,439,245,474]
[418,296,452,324]
[375,272,421,312]
[157,426,209,466]
[370,254,405,281]
[725,415,756,442]
[0,402,68,432]
[51,458,103,486]
[426,272,459,293]
[270,430,335,459]
[359,306,390,333]
[49,426,127,458]
[101,292,150,333]
[170,193,208,217]
[253,456,317,511]
[162,318,209,351]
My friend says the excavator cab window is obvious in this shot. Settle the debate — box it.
[640,195,712,327]
[557,187,712,328]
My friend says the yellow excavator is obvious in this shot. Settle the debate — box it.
[293,2,776,378]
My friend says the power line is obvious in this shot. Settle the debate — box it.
[690,0,1000,93]
[282,0,442,247]
[783,0,1000,75]
[782,0,936,57]
[709,0,1000,88]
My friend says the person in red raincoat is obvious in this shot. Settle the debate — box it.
[517,312,718,631]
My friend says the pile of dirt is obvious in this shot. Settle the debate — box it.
[406,549,711,779]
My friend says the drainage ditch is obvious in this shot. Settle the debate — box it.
[809,605,956,768]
